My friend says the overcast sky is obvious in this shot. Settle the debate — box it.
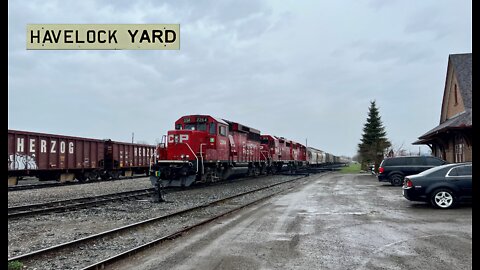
[8,0,472,158]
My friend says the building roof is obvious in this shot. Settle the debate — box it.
[449,53,472,109]
[413,109,472,144]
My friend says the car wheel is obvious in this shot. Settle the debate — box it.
[390,174,404,186]
[430,189,456,209]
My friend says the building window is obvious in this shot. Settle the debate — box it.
[454,84,458,105]
[454,135,464,163]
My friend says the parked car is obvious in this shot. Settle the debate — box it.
[402,162,472,209]
[377,156,447,186]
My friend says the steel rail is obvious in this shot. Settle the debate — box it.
[8,188,154,219]
[83,184,300,270]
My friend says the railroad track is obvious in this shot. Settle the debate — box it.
[8,174,319,269]
[8,173,301,219]
[8,171,293,192]
[8,175,149,192]
[8,188,154,219]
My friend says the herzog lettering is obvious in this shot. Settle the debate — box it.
[14,137,148,157]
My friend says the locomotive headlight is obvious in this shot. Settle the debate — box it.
[186,155,190,159]
[180,154,185,159]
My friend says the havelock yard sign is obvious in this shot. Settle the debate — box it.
[27,24,180,50]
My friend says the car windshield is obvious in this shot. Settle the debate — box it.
[416,163,453,176]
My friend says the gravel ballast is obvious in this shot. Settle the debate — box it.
[9,173,327,270]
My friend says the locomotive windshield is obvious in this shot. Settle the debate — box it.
[184,123,209,131]
[197,123,207,131]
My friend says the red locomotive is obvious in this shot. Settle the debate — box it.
[152,115,263,187]
[259,135,306,173]
[150,114,324,188]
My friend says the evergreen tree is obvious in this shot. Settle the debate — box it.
[358,100,391,171]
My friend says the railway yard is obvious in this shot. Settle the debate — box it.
[8,171,471,270]
[8,0,472,268]
[8,115,354,269]
[8,173,315,269]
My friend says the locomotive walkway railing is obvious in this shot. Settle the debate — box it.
[199,143,206,174]
[183,142,199,173]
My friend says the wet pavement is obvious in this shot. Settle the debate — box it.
[109,173,472,270]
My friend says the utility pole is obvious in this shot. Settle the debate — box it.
[132,132,134,143]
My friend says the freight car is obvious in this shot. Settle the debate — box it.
[8,130,156,185]
[306,147,326,166]
[149,114,344,189]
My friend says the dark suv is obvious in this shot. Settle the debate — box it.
[377,156,447,186]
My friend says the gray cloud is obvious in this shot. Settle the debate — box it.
[8,0,471,157]
[356,40,434,65]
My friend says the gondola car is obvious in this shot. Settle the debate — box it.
[8,129,155,185]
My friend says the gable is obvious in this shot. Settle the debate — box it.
[442,70,466,121]
[439,53,472,124]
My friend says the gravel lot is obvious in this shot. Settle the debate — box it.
[108,173,472,270]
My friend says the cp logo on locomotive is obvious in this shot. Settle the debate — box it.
[168,134,189,143]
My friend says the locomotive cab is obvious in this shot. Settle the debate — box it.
[260,135,287,173]
[260,135,280,162]
[168,115,230,162]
